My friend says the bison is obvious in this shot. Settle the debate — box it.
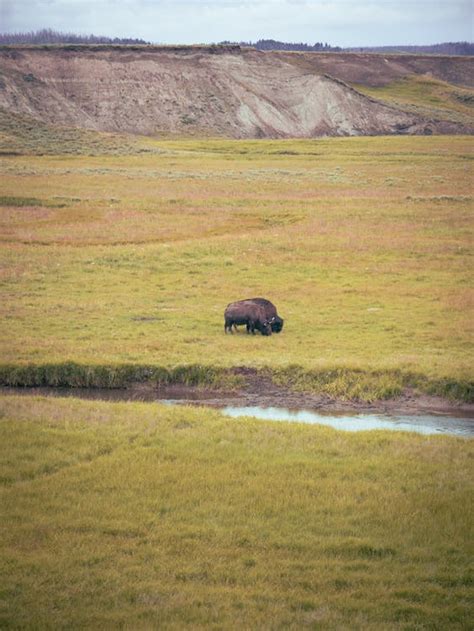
[224,301,272,336]
[246,298,284,333]
[236,297,284,333]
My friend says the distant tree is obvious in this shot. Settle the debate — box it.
[1,31,471,56]
[220,39,342,52]
[0,28,150,45]
[219,38,472,56]
[344,42,474,55]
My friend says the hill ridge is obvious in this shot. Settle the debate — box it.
[0,46,472,138]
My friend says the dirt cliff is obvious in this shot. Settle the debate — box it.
[0,45,472,138]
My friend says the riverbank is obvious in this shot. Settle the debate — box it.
[2,365,473,418]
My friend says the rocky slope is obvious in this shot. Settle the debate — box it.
[0,45,472,138]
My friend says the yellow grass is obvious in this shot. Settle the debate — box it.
[0,135,472,398]
[0,395,472,629]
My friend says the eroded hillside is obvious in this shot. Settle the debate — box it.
[0,45,472,139]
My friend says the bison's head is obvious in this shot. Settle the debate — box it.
[270,316,284,333]
[260,320,272,336]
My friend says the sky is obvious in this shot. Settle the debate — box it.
[1,0,473,47]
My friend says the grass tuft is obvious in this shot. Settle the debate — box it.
[0,363,472,402]
[0,195,67,207]
[0,362,243,391]
[271,366,474,403]
[271,366,400,402]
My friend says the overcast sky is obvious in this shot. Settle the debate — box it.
[1,0,472,46]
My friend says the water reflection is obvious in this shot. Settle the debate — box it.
[220,406,473,436]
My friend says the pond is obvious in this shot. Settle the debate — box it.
[2,387,472,437]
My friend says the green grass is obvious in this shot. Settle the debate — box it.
[352,75,474,126]
[0,195,68,208]
[0,134,472,400]
[0,362,472,403]
[0,107,155,156]
[0,395,472,629]
[270,366,474,403]
[0,362,242,390]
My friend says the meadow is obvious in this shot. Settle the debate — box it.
[0,127,473,627]
[0,132,472,400]
[0,394,472,629]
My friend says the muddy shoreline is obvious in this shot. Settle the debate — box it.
[2,373,474,420]
[140,382,474,419]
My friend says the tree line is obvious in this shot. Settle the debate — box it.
[0,28,149,46]
[344,42,474,55]
[0,30,471,56]
[221,39,342,52]
[226,39,473,55]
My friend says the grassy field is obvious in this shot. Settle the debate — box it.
[352,75,474,126]
[1,127,473,627]
[0,132,472,399]
[0,394,472,629]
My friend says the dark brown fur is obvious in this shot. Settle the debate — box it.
[224,301,272,336]
[240,298,284,333]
